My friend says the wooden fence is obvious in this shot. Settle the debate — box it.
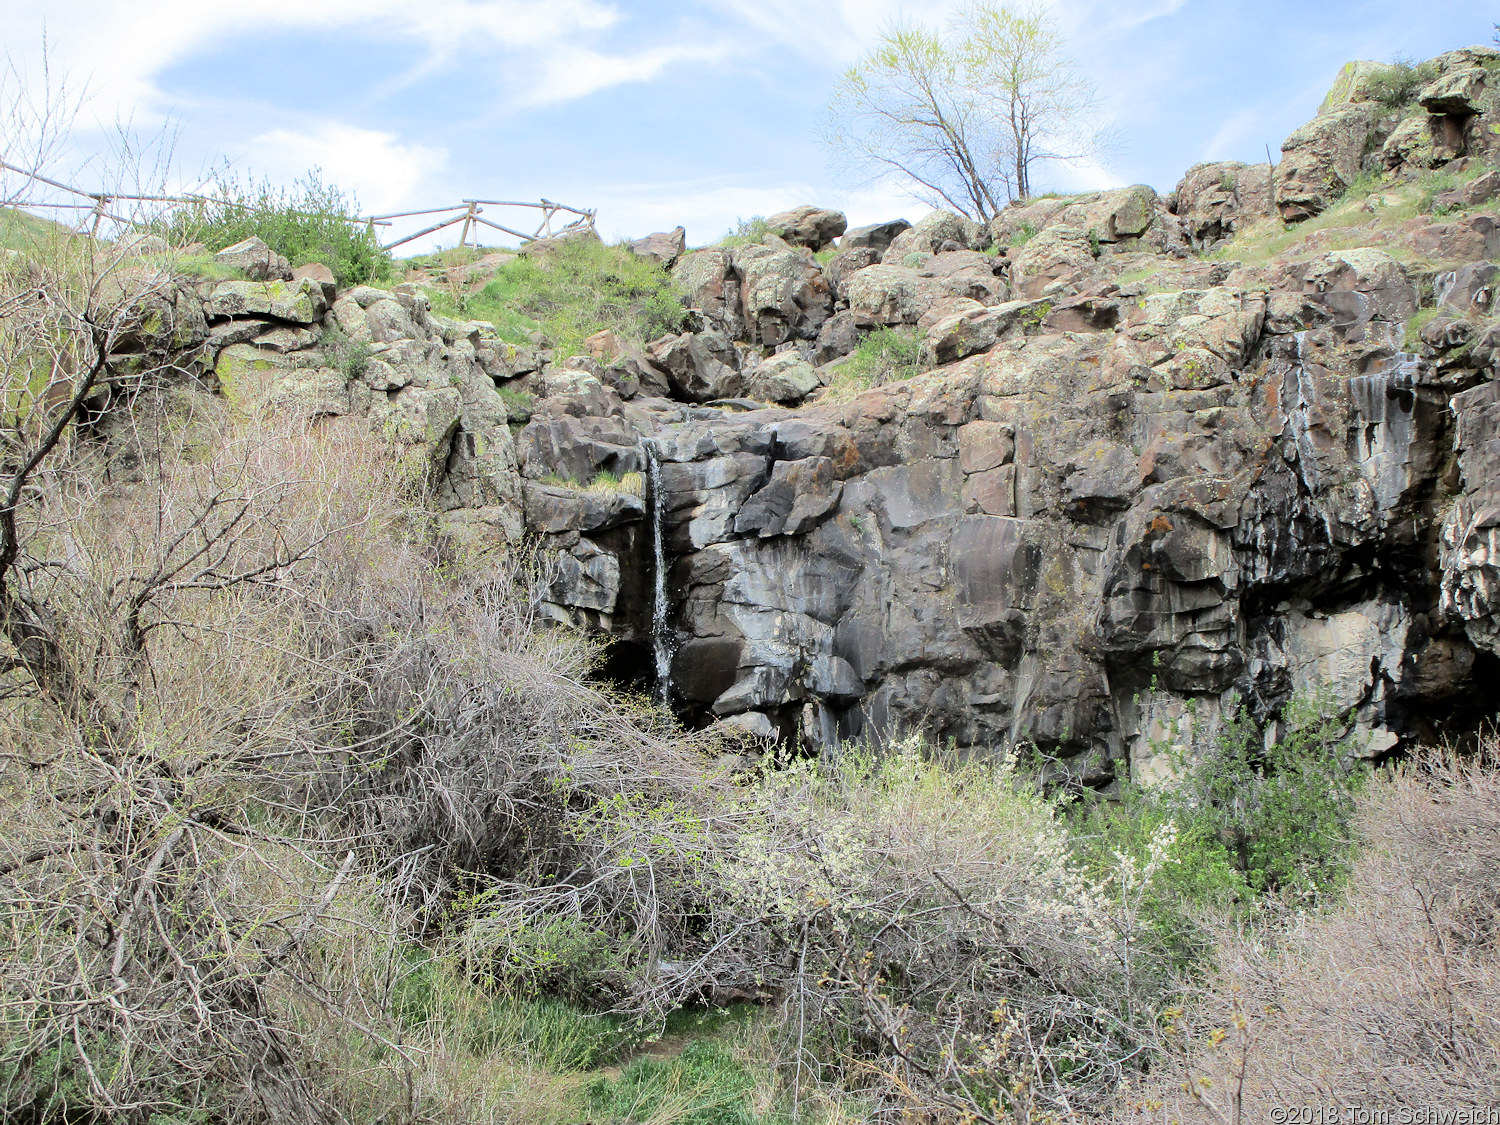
[0,159,594,251]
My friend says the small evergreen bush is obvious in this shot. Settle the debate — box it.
[716,215,773,247]
[838,326,926,387]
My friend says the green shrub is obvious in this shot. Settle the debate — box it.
[717,216,773,247]
[424,237,685,355]
[319,324,374,379]
[1009,220,1038,247]
[836,326,925,388]
[158,169,393,287]
[1162,691,1366,897]
[1072,788,1247,974]
[1365,57,1441,110]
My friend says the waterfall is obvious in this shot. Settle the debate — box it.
[644,444,675,706]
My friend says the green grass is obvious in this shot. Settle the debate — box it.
[716,216,773,247]
[1207,162,1500,270]
[535,469,646,496]
[498,385,534,422]
[155,251,242,280]
[0,206,75,252]
[584,1039,759,1125]
[393,954,637,1072]
[155,169,395,287]
[1404,306,1441,350]
[422,237,685,356]
[402,244,511,272]
[817,327,927,402]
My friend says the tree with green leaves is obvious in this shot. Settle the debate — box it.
[825,1,1104,220]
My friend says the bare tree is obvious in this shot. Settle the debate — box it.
[825,1,1106,219]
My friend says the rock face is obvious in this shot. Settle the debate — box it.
[123,45,1500,786]
[186,265,526,548]
[1276,45,1500,221]
[504,46,1500,783]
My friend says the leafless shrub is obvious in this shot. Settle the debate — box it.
[1118,748,1500,1122]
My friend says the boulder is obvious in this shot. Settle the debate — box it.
[884,211,990,262]
[1437,261,1498,317]
[648,329,743,402]
[115,232,171,258]
[546,538,622,615]
[745,351,821,405]
[672,249,743,337]
[990,197,1074,248]
[765,205,848,250]
[522,480,646,533]
[368,385,463,450]
[1009,226,1101,299]
[734,457,843,537]
[1383,113,1460,170]
[918,250,1008,305]
[212,236,292,282]
[1276,102,1381,221]
[1319,60,1402,113]
[733,240,831,345]
[206,278,327,325]
[291,262,337,301]
[1432,169,1500,211]
[847,264,921,326]
[1418,66,1490,115]
[630,227,687,268]
[813,310,859,364]
[1172,162,1275,248]
[215,345,319,414]
[825,246,883,301]
[840,219,911,253]
[922,298,1052,364]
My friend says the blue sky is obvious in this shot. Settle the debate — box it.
[4,0,1497,250]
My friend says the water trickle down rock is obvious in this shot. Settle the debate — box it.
[644,443,677,707]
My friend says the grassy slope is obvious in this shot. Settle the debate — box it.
[0,206,78,252]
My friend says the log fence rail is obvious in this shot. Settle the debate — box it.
[0,159,593,251]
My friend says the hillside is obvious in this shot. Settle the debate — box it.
[0,42,1498,1125]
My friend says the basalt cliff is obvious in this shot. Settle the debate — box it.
[122,46,1500,786]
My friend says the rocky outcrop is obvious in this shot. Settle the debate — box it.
[124,45,1500,787]
[148,270,531,549]
[508,47,1500,783]
[1277,45,1500,221]
[1172,163,1275,249]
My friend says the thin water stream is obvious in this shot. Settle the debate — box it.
[644,444,675,706]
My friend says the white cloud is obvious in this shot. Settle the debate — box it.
[242,123,448,214]
[0,0,629,125]
[521,40,734,106]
